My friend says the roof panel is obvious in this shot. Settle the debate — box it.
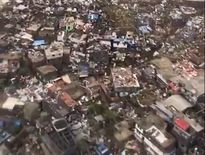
[175,118,189,131]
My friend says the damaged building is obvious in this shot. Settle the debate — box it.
[45,42,64,69]
[111,67,140,93]
[135,113,176,155]
[0,52,22,77]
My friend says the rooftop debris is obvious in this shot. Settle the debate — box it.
[0,0,204,155]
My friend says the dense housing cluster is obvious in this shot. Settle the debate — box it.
[0,0,204,155]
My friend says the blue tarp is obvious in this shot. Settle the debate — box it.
[88,12,100,22]
[13,120,22,127]
[139,25,152,34]
[0,121,4,128]
[95,144,113,155]
[112,38,137,48]
[0,48,5,52]
[32,40,45,46]
[0,131,11,144]
[79,63,89,77]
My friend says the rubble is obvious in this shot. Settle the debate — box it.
[0,0,204,155]
[111,67,140,92]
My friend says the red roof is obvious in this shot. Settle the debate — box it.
[168,82,180,93]
[175,118,189,131]
[60,92,77,107]
[47,85,57,93]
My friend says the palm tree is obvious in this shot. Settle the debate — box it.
[77,139,89,155]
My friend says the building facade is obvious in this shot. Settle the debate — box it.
[135,114,176,155]
[45,42,64,69]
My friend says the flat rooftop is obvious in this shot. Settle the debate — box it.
[151,57,177,80]
[28,51,45,62]
[170,70,204,97]
[137,113,167,131]
[111,67,140,89]
[146,125,175,149]
[163,95,193,112]
[136,113,175,149]
[37,65,57,75]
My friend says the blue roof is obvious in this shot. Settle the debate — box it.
[97,144,108,151]
[88,12,100,22]
[32,39,45,46]
[139,26,152,34]
[0,131,11,144]
[0,120,4,128]
[0,48,6,53]
[96,144,113,155]
[13,120,22,127]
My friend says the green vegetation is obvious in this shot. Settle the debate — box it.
[76,139,89,155]
[0,78,10,91]
[104,110,119,124]
[88,103,120,125]
[88,103,107,115]
[103,5,136,33]
[18,59,31,76]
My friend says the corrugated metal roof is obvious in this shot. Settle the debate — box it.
[155,102,173,118]
[163,95,193,112]
[184,117,204,132]
[175,118,189,131]
[2,97,25,110]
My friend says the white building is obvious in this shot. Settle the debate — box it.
[2,97,25,110]
[111,67,140,92]
[45,42,64,68]
[45,42,64,60]
[135,114,176,155]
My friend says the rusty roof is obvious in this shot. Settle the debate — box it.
[59,92,77,108]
